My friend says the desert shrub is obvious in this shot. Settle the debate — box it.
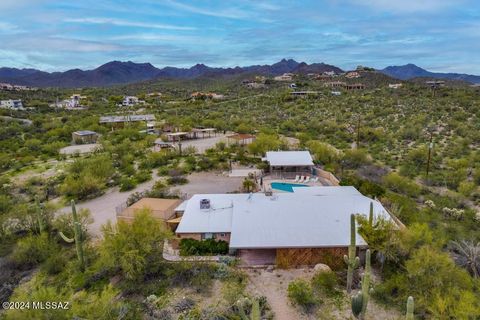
[222,277,247,306]
[167,175,188,185]
[342,148,371,169]
[287,279,317,312]
[311,271,340,298]
[179,238,229,256]
[306,140,341,165]
[11,233,58,268]
[42,253,67,275]
[376,246,480,318]
[134,170,152,183]
[359,180,386,198]
[383,172,421,197]
[60,154,115,199]
[119,177,137,191]
[99,209,171,282]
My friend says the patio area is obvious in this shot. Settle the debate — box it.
[260,168,340,192]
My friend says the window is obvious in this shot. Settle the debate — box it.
[202,233,213,240]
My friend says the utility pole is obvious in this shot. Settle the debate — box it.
[426,132,433,179]
[356,116,361,148]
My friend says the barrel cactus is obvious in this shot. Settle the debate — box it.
[59,200,85,271]
[344,213,360,293]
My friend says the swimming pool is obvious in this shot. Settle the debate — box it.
[271,182,309,193]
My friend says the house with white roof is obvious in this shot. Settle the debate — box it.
[263,151,314,178]
[0,99,24,110]
[121,96,144,107]
[175,187,398,267]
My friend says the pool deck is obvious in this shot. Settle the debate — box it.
[261,175,330,193]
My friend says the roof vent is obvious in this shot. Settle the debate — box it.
[265,190,273,196]
[200,199,211,210]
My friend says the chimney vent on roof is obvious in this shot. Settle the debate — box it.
[200,199,211,209]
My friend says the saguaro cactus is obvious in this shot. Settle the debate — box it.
[237,298,260,320]
[344,214,360,293]
[59,200,85,271]
[368,202,374,227]
[406,296,414,320]
[35,198,45,234]
[351,249,372,320]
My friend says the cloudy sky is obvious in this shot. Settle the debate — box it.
[1,0,479,73]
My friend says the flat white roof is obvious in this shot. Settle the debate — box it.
[174,200,189,212]
[176,195,234,233]
[264,151,314,166]
[176,190,392,249]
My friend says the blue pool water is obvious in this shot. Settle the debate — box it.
[271,182,309,193]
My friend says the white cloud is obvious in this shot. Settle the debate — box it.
[64,17,195,31]
[162,0,251,19]
[357,0,463,13]
[109,33,220,45]
[0,22,22,34]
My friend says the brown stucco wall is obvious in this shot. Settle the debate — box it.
[276,247,349,269]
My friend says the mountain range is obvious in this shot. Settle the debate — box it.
[0,59,342,88]
[1,60,479,88]
[380,63,480,84]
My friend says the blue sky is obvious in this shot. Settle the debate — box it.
[1,0,479,73]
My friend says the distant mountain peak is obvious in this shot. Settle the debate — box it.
[380,64,480,83]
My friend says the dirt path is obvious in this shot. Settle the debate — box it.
[245,269,312,320]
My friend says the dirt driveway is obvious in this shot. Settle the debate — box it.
[176,134,229,154]
[59,171,243,237]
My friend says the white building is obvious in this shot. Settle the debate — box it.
[274,73,294,81]
[0,99,24,110]
[388,83,403,89]
[175,187,399,266]
[263,151,314,178]
[122,96,144,106]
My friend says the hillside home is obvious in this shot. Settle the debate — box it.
[0,99,24,110]
[426,80,445,88]
[344,83,365,90]
[290,91,319,97]
[388,83,403,89]
[72,130,98,144]
[345,71,361,79]
[99,114,155,124]
[175,187,398,267]
[325,81,346,88]
[190,92,224,100]
[273,73,294,81]
[0,83,35,91]
[263,151,314,178]
[122,96,144,106]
